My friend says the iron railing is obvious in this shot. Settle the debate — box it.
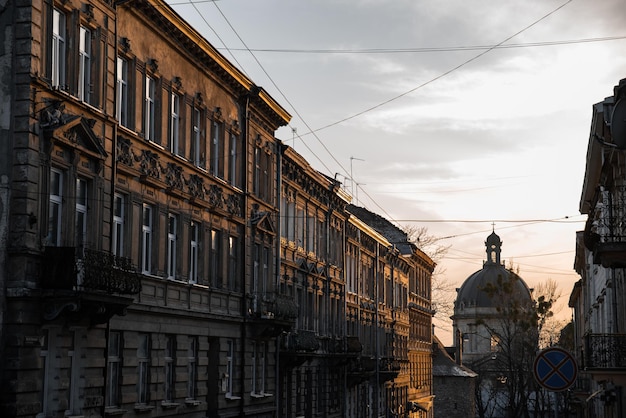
[42,247,141,295]
[584,333,626,369]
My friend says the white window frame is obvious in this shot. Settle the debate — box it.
[164,335,175,402]
[229,132,237,186]
[187,337,198,400]
[170,92,180,155]
[112,194,124,257]
[191,107,201,166]
[75,178,87,251]
[51,9,66,88]
[167,214,177,279]
[251,341,267,396]
[48,168,63,246]
[144,75,155,141]
[67,330,84,416]
[78,26,91,102]
[106,331,122,408]
[189,221,198,284]
[137,334,150,405]
[211,120,221,177]
[228,235,237,290]
[116,58,128,126]
[225,339,234,397]
[142,204,152,274]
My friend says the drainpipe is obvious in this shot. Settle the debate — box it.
[238,86,253,417]
[275,141,284,416]
[374,243,380,418]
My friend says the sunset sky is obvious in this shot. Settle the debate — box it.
[166,0,626,344]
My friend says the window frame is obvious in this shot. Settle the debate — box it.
[78,26,91,102]
[51,8,66,89]
[187,337,198,400]
[164,335,176,402]
[169,92,180,155]
[137,334,151,405]
[141,204,153,274]
[144,75,156,142]
[116,57,129,126]
[189,221,199,284]
[191,107,203,167]
[48,168,64,246]
[106,331,122,408]
[112,193,125,257]
[167,213,178,279]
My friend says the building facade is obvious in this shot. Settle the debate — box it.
[0,0,435,417]
[572,77,626,418]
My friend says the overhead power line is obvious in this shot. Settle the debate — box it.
[217,36,626,54]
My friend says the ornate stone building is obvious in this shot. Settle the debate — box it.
[0,0,435,417]
[571,77,626,418]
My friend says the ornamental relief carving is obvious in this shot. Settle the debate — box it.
[117,138,240,214]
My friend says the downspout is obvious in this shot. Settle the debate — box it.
[102,7,119,417]
[374,243,380,418]
[238,87,252,417]
[275,141,283,416]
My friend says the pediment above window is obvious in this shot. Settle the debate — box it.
[42,108,107,160]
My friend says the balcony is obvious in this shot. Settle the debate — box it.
[586,186,626,268]
[248,292,298,337]
[41,247,141,324]
[584,334,626,384]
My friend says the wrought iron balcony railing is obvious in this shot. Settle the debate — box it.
[584,333,626,370]
[42,247,141,295]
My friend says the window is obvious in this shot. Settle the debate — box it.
[107,331,122,408]
[228,235,239,291]
[75,178,88,252]
[78,26,91,102]
[211,120,224,178]
[228,131,240,187]
[225,340,234,397]
[164,335,176,402]
[191,107,202,167]
[251,341,267,396]
[189,222,199,284]
[187,337,198,400]
[210,229,222,288]
[47,168,63,246]
[116,58,128,126]
[39,329,51,415]
[142,205,152,274]
[112,194,124,257]
[167,214,178,279]
[51,8,66,88]
[144,75,156,141]
[137,334,150,405]
[68,330,84,415]
[254,145,273,201]
[169,93,180,155]
[262,247,270,296]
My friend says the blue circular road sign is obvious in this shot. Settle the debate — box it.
[533,347,577,392]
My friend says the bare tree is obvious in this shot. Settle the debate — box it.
[474,271,558,418]
[402,225,455,322]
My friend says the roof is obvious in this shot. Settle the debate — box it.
[455,264,532,309]
[432,335,477,378]
[346,205,414,254]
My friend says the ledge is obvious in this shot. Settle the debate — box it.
[104,408,128,416]
[225,394,241,401]
[160,401,180,409]
[184,399,202,407]
[133,405,155,413]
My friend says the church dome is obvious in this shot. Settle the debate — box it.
[455,232,532,310]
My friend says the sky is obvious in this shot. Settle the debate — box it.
[165,0,626,344]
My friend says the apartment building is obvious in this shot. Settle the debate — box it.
[572,77,626,418]
[0,0,435,417]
